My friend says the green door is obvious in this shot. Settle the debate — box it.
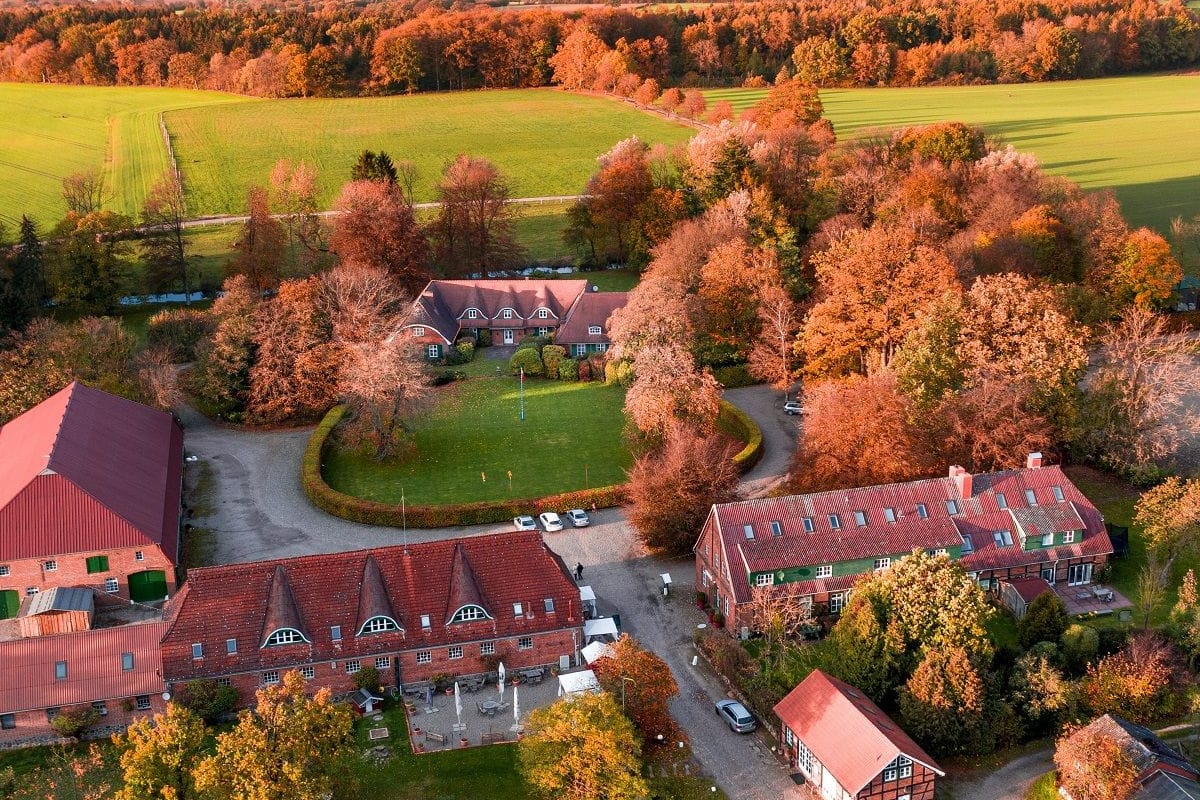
[0,589,17,619]
[128,570,167,602]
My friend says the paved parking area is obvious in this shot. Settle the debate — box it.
[403,674,560,750]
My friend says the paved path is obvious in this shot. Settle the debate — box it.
[723,384,799,498]
[952,750,1053,800]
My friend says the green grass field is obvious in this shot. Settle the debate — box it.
[167,89,692,216]
[0,83,248,226]
[323,375,630,506]
[708,73,1200,234]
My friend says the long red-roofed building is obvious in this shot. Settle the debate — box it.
[161,531,583,699]
[0,382,183,616]
[695,453,1112,632]
[774,669,944,800]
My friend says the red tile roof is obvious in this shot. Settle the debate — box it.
[161,532,580,681]
[408,280,590,344]
[0,621,167,713]
[0,382,183,563]
[557,291,629,344]
[704,463,1110,604]
[1008,577,1053,604]
[774,670,943,795]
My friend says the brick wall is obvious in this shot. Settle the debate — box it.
[0,695,165,749]
[0,545,176,605]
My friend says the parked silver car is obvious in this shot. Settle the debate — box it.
[565,508,590,527]
[513,515,537,532]
[716,700,757,733]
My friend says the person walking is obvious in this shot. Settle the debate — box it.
[574,562,584,581]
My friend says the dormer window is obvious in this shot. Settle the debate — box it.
[502,309,513,319]
[449,605,488,624]
[358,615,400,635]
[588,325,602,335]
[538,309,549,319]
[263,628,308,647]
[412,326,425,337]
[467,309,478,319]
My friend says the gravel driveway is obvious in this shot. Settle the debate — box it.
[723,384,800,498]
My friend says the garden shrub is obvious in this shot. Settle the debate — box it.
[559,358,579,381]
[605,360,619,385]
[541,345,565,379]
[509,348,544,376]
[716,400,763,473]
[578,358,593,381]
[587,353,607,381]
[517,334,551,354]
[431,370,464,386]
[616,360,633,387]
[353,665,382,694]
[175,678,239,723]
[477,329,492,348]
[50,706,101,739]
[146,307,215,362]
[446,339,475,365]
[712,364,757,388]
[304,405,626,527]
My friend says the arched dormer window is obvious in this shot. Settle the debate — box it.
[263,628,309,647]
[448,605,490,624]
[357,615,401,636]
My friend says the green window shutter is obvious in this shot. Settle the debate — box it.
[86,555,109,574]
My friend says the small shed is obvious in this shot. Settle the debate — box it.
[583,617,618,644]
[999,578,1052,620]
[350,687,384,715]
[581,641,615,665]
[557,669,601,698]
[17,587,94,638]
[578,585,596,618]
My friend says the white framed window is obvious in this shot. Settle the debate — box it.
[574,344,587,357]
[873,558,891,571]
[946,499,960,515]
[993,530,1013,547]
[376,657,390,670]
[1064,530,1076,543]
[54,660,67,680]
[884,765,898,781]
[1025,488,1038,505]
[933,548,948,557]
[828,514,841,530]
[755,573,773,587]
[121,652,134,671]
[538,309,548,319]
[962,534,975,554]
[543,598,555,613]
[427,344,440,359]
[226,638,237,655]
[264,628,306,647]
[346,660,361,674]
[815,565,833,579]
[502,309,513,319]
[413,326,425,337]
[916,503,928,519]
[518,636,533,650]
[898,755,912,778]
[191,643,204,660]
[448,646,463,660]
[262,670,280,685]
[795,738,814,773]
[596,343,608,352]
[802,517,814,533]
[25,587,38,596]
[537,327,550,336]
[92,701,107,717]
[135,550,144,561]
[216,678,231,687]
[135,696,151,710]
[853,510,867,526]
[588,325,602,335]
[1052,485,1065,502]
[104,577,119,593]
[770,521,783,537]
[331,625,342,641]
[828,593,845,613]
[43,560,56,571]
[996,492,1008,510]
[359,616,400,635]
[420,614,431,630]
[0,564,8,576]
[300,666,315,680]
[883,507,896,523]
[416,650,432,664]
[467,309,478,319]
[512,602,523,617]
[481,641,495,656]
[1042,532,1054,547]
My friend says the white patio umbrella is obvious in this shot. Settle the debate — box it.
[498,661,506,698]
[511,684,521,732]
[454,681,463,728]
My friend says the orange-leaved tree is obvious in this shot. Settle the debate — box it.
[591,634,681,745]
[113,702,207,800]
[1054,723,1140,800]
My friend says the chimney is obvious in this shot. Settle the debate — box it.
[949,465,972,499]
[1026,452,1043,469]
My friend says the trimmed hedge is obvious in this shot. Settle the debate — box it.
[717,400,763,474]
[303,405,626,528]
[712,364,758,389]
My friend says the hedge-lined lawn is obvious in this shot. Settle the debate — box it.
[323,377,630,506]
[706,74,1200,236]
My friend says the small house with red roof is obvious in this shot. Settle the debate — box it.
[694,453,1112,632]
[0,383,183,615]
[160,531,583,701]
[404,279,626,356]
[774,670,943,800]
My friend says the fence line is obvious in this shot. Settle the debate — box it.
[158,111,185,215]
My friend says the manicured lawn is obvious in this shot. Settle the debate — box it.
[706,74,1200,239]
[167,89,692,216]
[0,83,248,226]
[514,202,573,263]
[323,376,630,506]
[1025,771,1058,800]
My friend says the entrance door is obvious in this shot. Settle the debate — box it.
[1041,566,1055,585]
[503,329,514,344]
[1068,563,1092,586]
[128,570,168,602]
[0,589,18,620]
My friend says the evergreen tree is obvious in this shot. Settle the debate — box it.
[350,150,398,184]
[0,216,45,331]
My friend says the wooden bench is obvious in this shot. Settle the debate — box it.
[425,731,447,745]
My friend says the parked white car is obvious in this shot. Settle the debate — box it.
[566,508,590,528]
[513,515,537,532]
[538,512,564,532]
[783,400,805,416]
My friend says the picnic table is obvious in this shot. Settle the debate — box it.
[519,668,545,684]
[477,699,509,717]
[460,677,486,693]
[1091,585,1115,602]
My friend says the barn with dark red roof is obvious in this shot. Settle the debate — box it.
[0,382,183,615]
[161,531,583,700]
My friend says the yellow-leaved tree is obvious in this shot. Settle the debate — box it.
[518,692,648,800]
[193,670,355,800]
[113,702,207,800]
